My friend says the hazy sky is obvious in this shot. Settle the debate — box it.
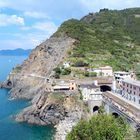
[0,0,140,50]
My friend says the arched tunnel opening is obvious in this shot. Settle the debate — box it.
[100,85,111,92]
[112,112,119,118]
[7,80,12,87]
[136,125,140,132]
[93,106,99,113]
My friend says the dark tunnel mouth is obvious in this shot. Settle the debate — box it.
[93,106,99,112]
[112,112,119,118]
[100,85,111,92]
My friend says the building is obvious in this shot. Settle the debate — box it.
[114,71,135,85]
[79,83,102,101]
[88,66,113,77]
[53,80,76,91]
[63,62,70,68]
[121,79,140,106]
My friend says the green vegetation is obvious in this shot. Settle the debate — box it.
[135,134,140,140]
[85,71,97,77]
[54,67,71,78]
[54,8,140,78]
[50,93,65,103]
[66,114,128,140]
[13,65,22,73]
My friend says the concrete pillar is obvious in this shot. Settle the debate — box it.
[112,80,116,92]
[94,80,98,86]
[104,104,110,114]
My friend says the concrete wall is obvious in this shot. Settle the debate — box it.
[88,100,102,114]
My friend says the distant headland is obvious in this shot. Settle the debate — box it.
[0,48,32,56]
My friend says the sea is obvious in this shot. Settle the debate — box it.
[0,55,54,140]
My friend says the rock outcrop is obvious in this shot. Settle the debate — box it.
[5,35,88,140]
[8,36,75,100]
[15,92,87,140]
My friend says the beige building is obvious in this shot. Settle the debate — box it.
[88,66,113,77]
[53,80,76,91]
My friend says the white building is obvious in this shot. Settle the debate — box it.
[121,79,140,106]
[114,71,135,85]
[80,83,102,101]
[88,66,113,77]
[63,62,70,68]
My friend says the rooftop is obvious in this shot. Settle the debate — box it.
[123,79,140,87]
[100,66,113,70]
[80,83,99,89]
[114,71,130,74]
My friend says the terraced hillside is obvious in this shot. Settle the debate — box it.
[54,8,140,78]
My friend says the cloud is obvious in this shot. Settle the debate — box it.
[21,21,58,35]
[0,0,140,50]
[24,11,49,19]
[0,34,42,50]
[32,22,58,33]
[0,14,24,26]
[0,27,57,50]
[80,0,140,12]
[0,0,140,20]
[0,0,85,20]
[0,39,34,50]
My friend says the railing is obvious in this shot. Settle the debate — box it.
[103,96,139,125]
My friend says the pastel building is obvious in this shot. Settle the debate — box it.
[121,79,140,106]
[53,80,76,91]
[114,71,135,85]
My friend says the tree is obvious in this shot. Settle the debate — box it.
[54,67,61,74]
[61,68,71,75]
[66,114,128,140]
[98,105,105,114]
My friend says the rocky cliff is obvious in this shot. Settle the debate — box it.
[6,35,88,140]
[8,36,75,99]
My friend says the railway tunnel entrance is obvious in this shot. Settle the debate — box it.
[100,85,111,92]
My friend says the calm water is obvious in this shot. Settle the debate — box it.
[0,55,54,140]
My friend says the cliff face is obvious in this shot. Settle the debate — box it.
[15,92,84,126]
[8,36,75,99]
[7,35,86,140]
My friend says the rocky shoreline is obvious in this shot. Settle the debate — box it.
[1,35,89,140]
[0,80,13,89]
[54,111,82,140]
[14,91,86,140]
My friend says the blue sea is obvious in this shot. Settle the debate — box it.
[0,55,54,140]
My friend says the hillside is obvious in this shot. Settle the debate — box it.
[4,7,140,140]
[54,8,140,78]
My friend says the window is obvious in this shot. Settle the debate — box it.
[133,86,136,90]
[134,97,135,102]
[134,92,135,95]
[139,100,140,104]
[130,85,132,88]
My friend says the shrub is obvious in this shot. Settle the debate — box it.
[66,114,128,140]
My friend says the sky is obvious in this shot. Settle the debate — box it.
[0,0,140,50]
